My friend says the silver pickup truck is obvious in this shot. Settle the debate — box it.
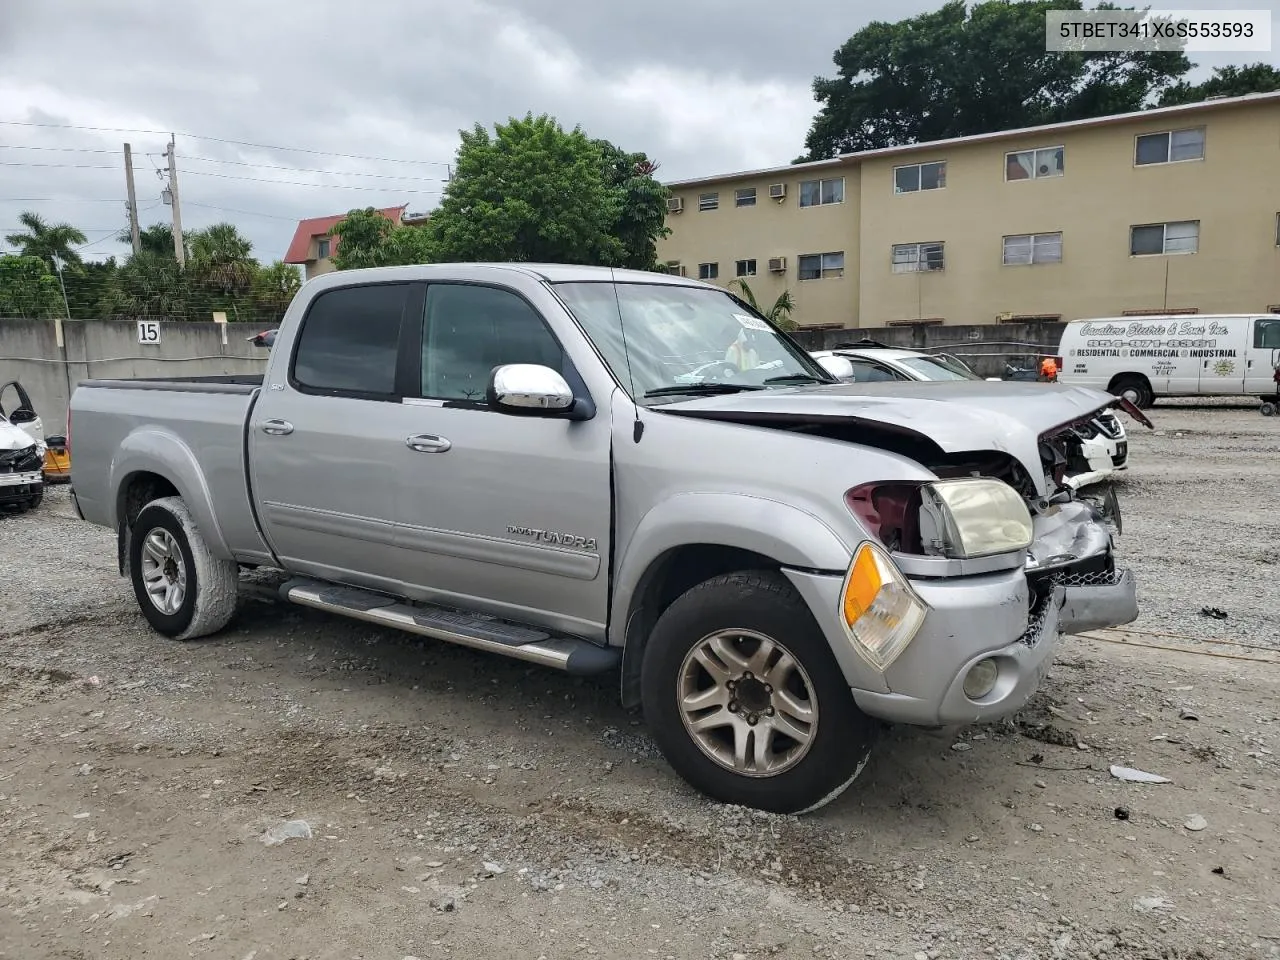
[69,264,1141,813]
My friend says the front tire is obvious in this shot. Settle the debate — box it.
[128,496,238,640]
[641,570,877,814]
[1110,375,1153,409]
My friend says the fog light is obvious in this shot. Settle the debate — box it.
[963,659,999,700]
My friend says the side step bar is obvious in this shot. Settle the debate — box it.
[279,578,621,676]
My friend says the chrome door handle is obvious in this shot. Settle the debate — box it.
[261,419,294,436]
[406,434,451,453]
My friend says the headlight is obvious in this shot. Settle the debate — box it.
[839,541,928,671]
[919,478,1034,559]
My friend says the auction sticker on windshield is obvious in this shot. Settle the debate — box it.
[734,313,770,331]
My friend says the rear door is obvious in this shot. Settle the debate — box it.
[249,281,425,584]
[1245,315,1280,395]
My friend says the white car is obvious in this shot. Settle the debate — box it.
[809,342,1129,488]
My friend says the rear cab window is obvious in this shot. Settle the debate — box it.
[291,283,410,398]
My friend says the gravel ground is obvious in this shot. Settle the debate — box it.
[2,399,1278,960]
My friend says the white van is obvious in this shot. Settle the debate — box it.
[1056,314,1280,408]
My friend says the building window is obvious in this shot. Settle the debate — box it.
[316,237,331,259]
[1000,314,1063,323]
[699,192,719,211]
[1006,146,1064,180]
[797,251,845,280]
[1130,220,1199,256]
[1003,232,1063,265]
[893,161,946,194]
[1135,128,1205,165]
[735,188,756,208]
[798,177,844,207]
[698,262,719,280]
[1122,307,1198,316]
[891,242,945,273]
[735,259,756,277]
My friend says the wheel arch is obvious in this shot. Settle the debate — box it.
[613,493,854,710]
[110,428,233,574]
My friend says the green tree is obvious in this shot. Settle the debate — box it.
[330,207,400,270]
[593,142,670,270]
[188,222,256,295]
[99,251,192,320]
[0,255,64,318]
[800,1,1191,159]
[117,221,192,259]
[62,258,118,319]
[250,261,303,319]
[4,211,88,270]
[429,113,625,264]
[728,278,797,332]
[1158,63,1280,106]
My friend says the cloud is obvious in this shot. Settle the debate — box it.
[2,0,1276,270]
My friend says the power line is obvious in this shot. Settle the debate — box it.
[0,197,124,203]
[184,200,311,221]
[0,119,451,167]
[173,168,444,194]
[178,154,447,183]
[1,158,443,193]
[0,144,122,155]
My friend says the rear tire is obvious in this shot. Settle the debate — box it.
[1261,401,1277,417]
[1110,375,1153,409]
[128,496,238,641]
[640,570,877,814]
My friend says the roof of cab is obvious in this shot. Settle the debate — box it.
[299,261,711,290]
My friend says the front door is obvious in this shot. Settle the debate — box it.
[250,281,421,585]
[392,280,614,641]
[1245,316,1280,396]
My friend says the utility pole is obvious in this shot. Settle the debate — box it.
[165,134,185,266]
[123,142,141,254]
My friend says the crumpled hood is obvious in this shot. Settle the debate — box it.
[658,380,1121,494]
[0,417,39,453]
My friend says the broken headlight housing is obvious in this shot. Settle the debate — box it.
[918,478,1034,559]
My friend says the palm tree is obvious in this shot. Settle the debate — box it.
[117,222,190,259]
[189,222,256,294]
[4,211,87,270]
[728,278,798,331]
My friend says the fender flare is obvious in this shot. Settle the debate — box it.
[109,427,234,563]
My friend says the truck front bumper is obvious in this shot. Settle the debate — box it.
[784,564,1137,728]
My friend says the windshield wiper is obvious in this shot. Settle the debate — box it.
[763,373,828,385]
[643,383,765,398]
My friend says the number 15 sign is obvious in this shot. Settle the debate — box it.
[137,320,161,344]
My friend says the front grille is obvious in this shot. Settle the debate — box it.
[1094,413,1124,440]
[1059,567,1125,589]
[0,445,41,473]
[1017,575,1058,647]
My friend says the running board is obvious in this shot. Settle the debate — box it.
[279,579,620,676]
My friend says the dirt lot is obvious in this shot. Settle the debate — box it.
[2,400,1278,960]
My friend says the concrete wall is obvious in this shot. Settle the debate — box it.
[0,318,269,431]
[789,321,1067,379]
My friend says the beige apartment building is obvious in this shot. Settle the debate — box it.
[658,91,1280,328]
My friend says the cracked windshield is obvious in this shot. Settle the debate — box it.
[554,281,832,400]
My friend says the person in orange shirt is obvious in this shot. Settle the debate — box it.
[1039,356,1059,382]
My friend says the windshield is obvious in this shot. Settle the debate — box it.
[553,281,834,400]
[897,355,980,381]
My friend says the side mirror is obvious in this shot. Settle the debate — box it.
[486,364,576,415]
[8,408,36,424]
[815,355,854,381]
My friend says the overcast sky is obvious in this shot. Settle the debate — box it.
[2,0,1277,266]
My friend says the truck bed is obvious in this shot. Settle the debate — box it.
[69,377,271,564]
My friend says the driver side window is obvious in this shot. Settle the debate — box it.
[1255,318,1280,350]
[421,284,565,402]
